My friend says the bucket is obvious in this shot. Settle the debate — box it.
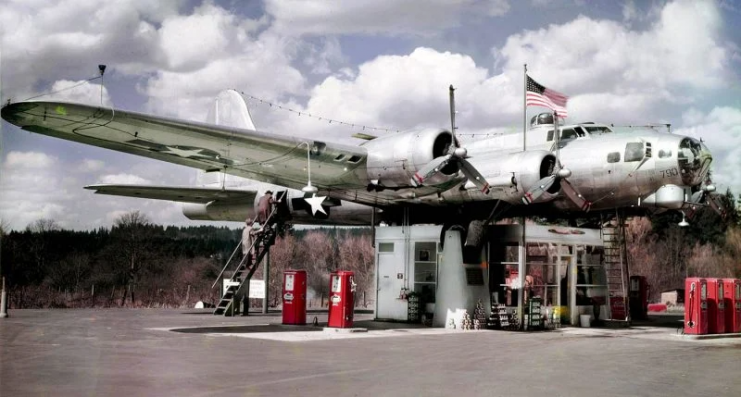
[580,314,591,328]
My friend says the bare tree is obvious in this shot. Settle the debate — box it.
[112,211,152,306]
[0,218,8,236]
[25,218,61,233]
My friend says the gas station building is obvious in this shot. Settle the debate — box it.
[373,224,610,328]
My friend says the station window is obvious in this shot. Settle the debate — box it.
[624,142,644,162]
[607,152,620,163]
[658,149,673,158]
[575,245,607,306]
[413,241,437,303]
[378,242,394,252]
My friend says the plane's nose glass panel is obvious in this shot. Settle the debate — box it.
[678,138,710,186]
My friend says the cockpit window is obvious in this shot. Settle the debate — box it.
[607,152,621,163]
[547,127,585,142]
[561,128,578,140]
[624,142,644,162]
[584,126,613,135]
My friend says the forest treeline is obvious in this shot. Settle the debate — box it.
[0,212,374,309]
[0,191,739,309]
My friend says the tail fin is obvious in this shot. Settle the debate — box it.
[205,89,256,130]
[199,89,256,188]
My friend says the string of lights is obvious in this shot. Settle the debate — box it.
[234,89,403,133]
[9,78,507,138]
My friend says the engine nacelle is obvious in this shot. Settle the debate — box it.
[362,128,461,188]
[475,150,557,204]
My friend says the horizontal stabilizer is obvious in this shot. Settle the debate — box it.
[84,184,257,204]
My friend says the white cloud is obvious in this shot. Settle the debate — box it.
[41,80,112,106]
[497,1,729,91]
[3,151,56,169]
[98,173,152,185]
[263,47,520,142]
[158,2,265,71]
[491,0,731,122]
[675,106,741,196]
[265,0,511,36]
[78,159,105,173]
[0,0,179,102]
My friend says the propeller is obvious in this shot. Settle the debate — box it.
[521,114,591,211]
[687,177,727,219]
[410,85,491,194]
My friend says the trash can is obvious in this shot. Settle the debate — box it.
[580,314,591,328]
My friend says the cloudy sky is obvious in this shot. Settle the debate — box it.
[1,0,740,231]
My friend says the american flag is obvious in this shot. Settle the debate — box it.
[526,75,568,118]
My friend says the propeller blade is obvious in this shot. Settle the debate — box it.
[689,190,705,204]
[706,194,727,219]
[560,178,592,212]
[458,158,490,194]
[411,155,453,186]
[521,175,556,205]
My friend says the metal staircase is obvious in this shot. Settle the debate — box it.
[212,207,278,316]
[601,211,631,323]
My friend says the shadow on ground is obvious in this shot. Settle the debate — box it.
[171,319,430,334]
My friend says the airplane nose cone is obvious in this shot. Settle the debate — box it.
[677,137,712,186]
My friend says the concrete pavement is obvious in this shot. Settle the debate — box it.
[1,309,739,396]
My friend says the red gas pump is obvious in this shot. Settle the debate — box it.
[706,278,725,334]
[722,279,741,333]
[282,270,307,325]
[684,278,709,335]
[328,270,356,328]
[629,275,649,320]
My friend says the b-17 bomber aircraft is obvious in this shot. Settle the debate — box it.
[0,89,720,247]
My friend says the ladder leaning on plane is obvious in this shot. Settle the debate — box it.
[212,205,279,316]
[601,210,631,323]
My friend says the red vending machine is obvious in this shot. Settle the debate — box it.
[706,278,725,334]
[282,270,307,325]
[722,279,741,333]
[629,275,649,320]
[327,270,356,328]
[684,278,708,335]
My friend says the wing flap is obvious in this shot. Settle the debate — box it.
[84,184,257,204]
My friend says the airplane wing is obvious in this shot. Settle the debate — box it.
[84,184,256,204]
[1,101,371,200]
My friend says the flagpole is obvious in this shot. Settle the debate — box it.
[523,64,527,151]
[519,63,527,330]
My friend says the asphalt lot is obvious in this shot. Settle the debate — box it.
[1,309,740,397]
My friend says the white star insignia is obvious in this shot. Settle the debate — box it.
[304,194,327,215]
[162,146,209,159]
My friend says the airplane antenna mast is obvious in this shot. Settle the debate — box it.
[98,64,106,106]
[300,142,318,194]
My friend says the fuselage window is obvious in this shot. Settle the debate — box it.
[547,130,554,142]
[624,142,645,162]
[658,149,672,158]
[607,152,621,163]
